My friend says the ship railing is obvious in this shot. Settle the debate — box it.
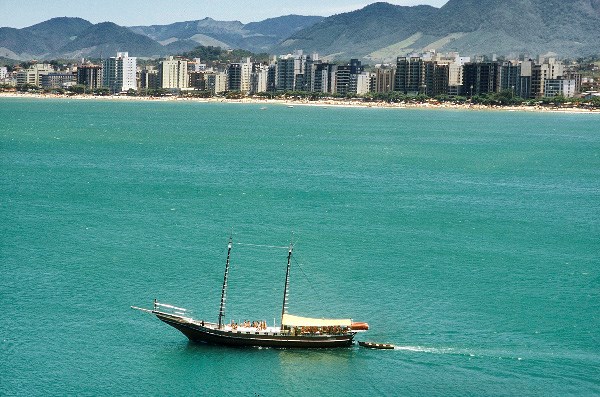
[153,302,189,316]
[132,301,216,328]
[130,300,195,322]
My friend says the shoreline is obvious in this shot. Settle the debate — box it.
[1,92,598,114]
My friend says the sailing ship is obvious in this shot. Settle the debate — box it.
[132,237,369,348]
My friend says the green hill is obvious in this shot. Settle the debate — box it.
[275,0,600,60]
[59,22,166,58]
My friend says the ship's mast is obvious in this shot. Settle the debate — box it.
[218,236,233,329]
[281,242,293,324]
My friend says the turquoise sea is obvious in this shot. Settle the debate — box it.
[1,98,599,396]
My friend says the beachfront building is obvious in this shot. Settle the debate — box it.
[333,59,365,96]
[394,57,449,96]
[531,57,564,98]
[308,62,335,94]
[275,50,313,92]
[518,60,533,99]
[266,61,277,93]
[228,58,252,93]
[160,56,188,89]
[430,53,469,96]
[188,71,206,90]
[206,72,228,94]
[275,55,296,92]
[16,63,52,87]
[544,79,577,98]
[354,73,372,95]
[564,71,583,94]
[140,67,160,90]
[394,57,423,94]
[0,66,7,80]
[77,64,102,90]
[335,65,352,95]
[250,63,269,94]
[498,61,523,98]
[462,62,501,96]
[41,73,76,89]
[102,52,137,93]
[373,65,396,93]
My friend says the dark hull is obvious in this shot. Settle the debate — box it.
[358,341,395,349]
[157,313,355,348]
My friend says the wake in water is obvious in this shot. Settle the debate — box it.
[395,345,456,353]
[393,345,523,361]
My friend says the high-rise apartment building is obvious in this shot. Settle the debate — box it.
[77,64,102,90]
[275,51,314,92]
[276,55,296,92]
[102,52,136,92]
[309,62,334,93]
[250,64,269,94]
[140,67,160,90]
[531,58,564,98]
[373,65,396,93]
[227,58,252,93]
[394,57,423,94]
[335,65,352,95]
[500,61,522,96]
[395,57,449,96]
[188,71,206,90]
[462,62,501,96]
[206,72,228,94]
[160,56,188,89]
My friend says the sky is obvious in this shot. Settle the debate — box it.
[0,0,449,29]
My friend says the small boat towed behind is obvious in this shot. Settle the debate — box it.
[132,236,369,348]
[358,341,395,350]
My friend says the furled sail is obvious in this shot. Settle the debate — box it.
[281,314,352,327]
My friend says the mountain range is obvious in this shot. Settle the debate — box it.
[277,0,600,61]
[1,0,599,62]
[0,15,323,60]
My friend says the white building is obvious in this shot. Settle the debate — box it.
[530,57,565,97]
[0,66,7,80]
[544,79,577,98]
[102,52,137,92]
[192,58,207,72]
[16,63,52,86]
[250,64,269,94]
[355,73,371,95]
[160,56,188,89]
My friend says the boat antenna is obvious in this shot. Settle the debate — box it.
[281,236,294,323]
[218,235,233,329]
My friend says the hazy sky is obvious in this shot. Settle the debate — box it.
[0,0,449,28]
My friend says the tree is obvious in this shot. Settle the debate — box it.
[17,83,39,92]
[69,84,86,94]
[93,87,110,96]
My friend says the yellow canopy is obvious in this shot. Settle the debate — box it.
[281,314,352,327]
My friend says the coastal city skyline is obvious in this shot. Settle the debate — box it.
[0,0,449,28]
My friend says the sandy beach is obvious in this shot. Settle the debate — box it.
[1,91,598,113]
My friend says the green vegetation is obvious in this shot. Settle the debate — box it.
[180,46,270,65]
[16,83,40,92]
[275,0,600,60]
[68,84,87,94]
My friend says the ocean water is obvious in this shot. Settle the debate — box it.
[1,98,599,396]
